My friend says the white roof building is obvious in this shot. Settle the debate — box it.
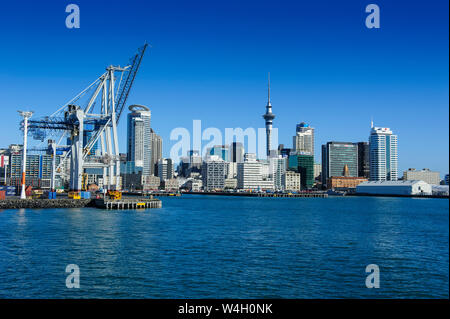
[356,180,432,196]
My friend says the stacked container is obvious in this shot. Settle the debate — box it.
[80,191,91,199]
[0,186,16,196]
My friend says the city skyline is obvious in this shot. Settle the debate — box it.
[0,0,448,176]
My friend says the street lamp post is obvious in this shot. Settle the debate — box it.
[18,111,33,199]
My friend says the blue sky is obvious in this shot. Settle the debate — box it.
[0,0,448,176]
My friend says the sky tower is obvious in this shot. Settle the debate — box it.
[263,73,275,156]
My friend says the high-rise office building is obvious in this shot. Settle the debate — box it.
[237,153,274,190]
[269,155,286,190]
[293,122,314,155]
[156,158,174,181]
[288,153,314,189]
[369,126,398,181]
[149,130,162,176]
[202,156,227,191]
[127,105,151,175]
[230,142,244,163]
[321,142,358,186]
[357,142,370,178]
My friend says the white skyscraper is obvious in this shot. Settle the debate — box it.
[127,105,151,175]
[293,122,314,155]
[237,153,274,190]
[369,126,398,181]
[269,155,286,190]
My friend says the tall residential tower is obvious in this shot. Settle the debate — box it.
[369,125,398,181]
[127,105,151,175]
[293,122,314,155]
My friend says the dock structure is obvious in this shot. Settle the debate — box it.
[254,192,327,198]
[187,191,328,198]
[96,197,162,210]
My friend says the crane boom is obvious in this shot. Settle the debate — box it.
[115,43,148,124]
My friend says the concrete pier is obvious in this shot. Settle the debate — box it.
[95,198,162,210]
[187,191,328,198]
[0,197,162,210]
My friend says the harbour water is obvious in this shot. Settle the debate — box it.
[0,195,448,298]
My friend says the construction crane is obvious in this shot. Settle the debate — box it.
[25,44,148,191]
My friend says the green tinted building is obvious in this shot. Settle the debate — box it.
[288,153,314,189]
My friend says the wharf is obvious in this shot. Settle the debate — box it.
[187,191,328,198]
[95,197,162,210]
[1,197,162,210]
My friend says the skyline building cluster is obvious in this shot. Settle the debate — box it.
[0,76,447,193]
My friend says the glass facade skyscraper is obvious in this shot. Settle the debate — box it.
[321,142,358,186]
[127,105,151,175]
[288,153,314,189]
[369,127,398,181]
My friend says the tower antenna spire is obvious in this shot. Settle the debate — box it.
[268,72,270,103]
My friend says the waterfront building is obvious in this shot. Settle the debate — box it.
[321,142,358,187]
[202,156,227,191]
[142,175,161,191]
[224,178,238,189]
[230,142,244,163]
[269,155,287,190]
[357,142,370,178]
[293,122,314,155]
[262,73,275,156]
[127,105,151,175]
[282,170,301,191]
[183,178,202,192]
[0,151,9,185]
[8,146,54,189]
[288,152,314,189]
[445,174,449,185]
[356,180,431,196]
[431,185,449,196]
[162,178,179,191]
[156,158,174,181]
[403,168,440,185]
[237,153,274,190]
[327,176,368,190]
[369,126,398,181]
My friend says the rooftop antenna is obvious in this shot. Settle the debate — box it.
[371,116,374,128]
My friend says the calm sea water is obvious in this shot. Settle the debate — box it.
[0,195,448,298]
